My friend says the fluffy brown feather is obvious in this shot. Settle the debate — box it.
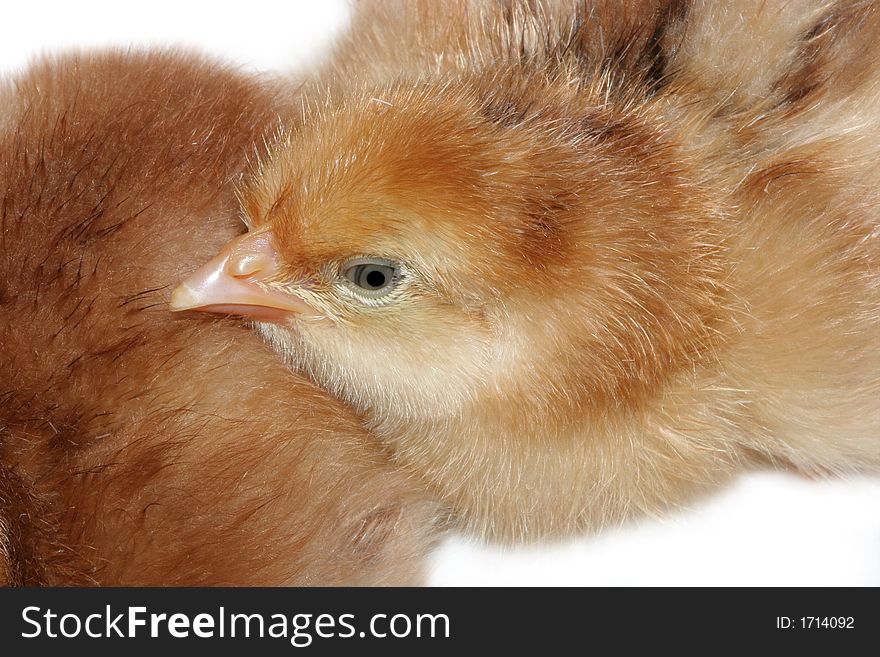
[0,51,439,585]
[176,0,879,541]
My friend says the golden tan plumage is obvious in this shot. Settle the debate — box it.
[175,0,880,541]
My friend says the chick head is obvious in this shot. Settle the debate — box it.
[172,78,724,434]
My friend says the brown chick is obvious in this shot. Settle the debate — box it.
[172,0,880,541]
[0,50,438,585]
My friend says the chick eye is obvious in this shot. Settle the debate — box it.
[342,260,399,297]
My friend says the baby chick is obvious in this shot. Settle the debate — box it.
[173,0,880,541]
[0,50,437,584]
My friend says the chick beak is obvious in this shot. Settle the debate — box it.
[170,228,318,323]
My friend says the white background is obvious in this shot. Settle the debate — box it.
[5,0,877,586]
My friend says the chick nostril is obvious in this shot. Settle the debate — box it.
[227,252,271,279]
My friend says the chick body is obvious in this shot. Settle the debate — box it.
[184,0,880,540]
[0,51,438,584]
